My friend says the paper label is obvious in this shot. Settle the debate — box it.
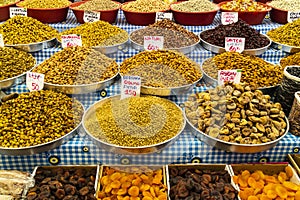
[221,12,238,25]
[218,69,242,85]
[61,34,82,48]
[155,12,173,21]
[144,36,164,51]
[0,34,4,47]
[26,72,45,91]
[121,76,141,99]
[288,11,300,22]
[83,10,100,23]
[225,37,245,53]
[10,7,27,17]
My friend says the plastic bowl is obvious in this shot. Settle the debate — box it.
[16,2,71,23]
[0,1,20,22]
[70,1,121,24]
[218,1,271,25]
[121,2,169,26]
[213,0,230,3]
[170,2,219,26]
[267,3,289,24]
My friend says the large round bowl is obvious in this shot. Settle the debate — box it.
[82,95,186,154]
[271,41,300,54]
[121,2,169,26]
[170,2,219,26]
[0,1,20,22]
[218,1,271,25]
[70,1,121,24]
[16,2,71,23]
[5,37,57,52]
[267,3,291,24]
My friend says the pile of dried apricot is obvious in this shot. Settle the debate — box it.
[233,166,300,200]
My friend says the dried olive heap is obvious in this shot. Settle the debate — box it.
[130,19,199,49]
[202,52,283,88]
[74,0,120,10]
[0,16,58,45]
[185,82,287,145]
[0,90,84,148]
[84,96,184,147]
[120,50,202,88]
[32,46,118,85]
[18,0,70,8]
[121,0,169,12]
[0,0,18,6]
[200,20,270,49]
[267,18,300,47]
[58,20,128,47]
[280,52,300,67]
[0,47,36,81]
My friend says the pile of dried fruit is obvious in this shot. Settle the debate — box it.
[220,0,270,11]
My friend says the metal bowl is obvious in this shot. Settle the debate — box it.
[271,41,300,54]
[129,29,200,54]
[0,101,84,156]
[92,39,128,54]
[82,95,186,155]
[5,38,57,52]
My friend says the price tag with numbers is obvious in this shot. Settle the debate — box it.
[83,10,100,23]
[61,34,82,48]
[218,69,242,85]
[121,76,141,99]
[0,34,4,47]
[225,37,245,53]
[10,7,27,17]
[26,72,45,91]
[144,36,164,51]
[221,12,238,25]
[288,11,300,22]
[155,12,173,21]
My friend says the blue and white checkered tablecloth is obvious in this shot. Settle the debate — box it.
[0,10,299,173]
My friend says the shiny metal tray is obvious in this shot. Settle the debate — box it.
[93,40,129,54]
[82,95,186,155]
[5,38,57,52]
[271,41,300,54]
[199,30,271,56]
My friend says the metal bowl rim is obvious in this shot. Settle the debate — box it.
[56,38,129,49]
[82,94,186,149]
[5,37,57,47]
[271,40,300,50]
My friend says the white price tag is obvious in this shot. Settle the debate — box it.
[83,10,100,23]
[61,34,82,48]
[288,11,300,22]
[144,36,164,51]
[121,76,141,99]
[221,12,238,25]
[225,37,245,53]
[26,72,45,91]
[0,34,4,47]
[218,69,242,85]
[155,12,173,21]
[10,7,27,17]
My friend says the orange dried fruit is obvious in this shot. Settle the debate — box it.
[263,183,275,194]
[288,191,296,197]
[142,190,153,197]
[266,190,277,199]
[265,175,277,184]
[111,172,122,180]
[283,181,299,191]
[117,188,128,196]
[255,170,265,180]
[111,180,122,189]
[254,181,264,190]
[275,185,288,199]
[122,181,132,189]
[233,175,239,184]
[242,170,251,180]
[239,178,249,188]
[286,197,295,200]
[248,177,257,188]
[157,194,167,200]
[142,197,153,200]
[278,172,288,183]
[295,191,300,200]
[260,194,272,200]
[248,196,259,200]
[250,172,261,181]
[285,166,294,178]
[128,186,140,197]
[254,188,262,195]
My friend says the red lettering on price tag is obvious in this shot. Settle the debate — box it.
[144,36,164,51]
[61,34,82,48]
[221,12,238,25]
[218,69,242,85]
[121,76,141,99]
[225,37,245,53]
[26,72,45,91]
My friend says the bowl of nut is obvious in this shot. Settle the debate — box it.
[0,0,20,21]
[184,82,289,154]
[267,0,300,24]
[82,95,186,154]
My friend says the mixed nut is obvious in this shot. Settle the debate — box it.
[268,0,300,11]
[121,0,169,12]
[289,93,300,136]
[74,0,120,10]
[220,0,270,11]
[185,82,287,144]
[170,0,219,12]
[18,0,70,8]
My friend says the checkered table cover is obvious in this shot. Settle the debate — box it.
[1,10,299,173]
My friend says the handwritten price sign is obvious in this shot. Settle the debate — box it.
[0,34,3,47]
[225,37,245,53]
[221,12,238,25]
[61,34,82,48]
[121,76,141,99]
[288,11,300,22]
[26,72,45,91]
[83,11,100,23]
[218,69,242,85]
[155,12,173,21]
[144,36,164,51]
[10,7,27,17]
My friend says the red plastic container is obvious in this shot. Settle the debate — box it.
[121,2,169,26]
[0,1,20,22]
[213,0,230,3]
[171,2,219,26]
[16,2,70,23]
[219,1,271,25]
[70,1,121,24]
[267,3,289,24]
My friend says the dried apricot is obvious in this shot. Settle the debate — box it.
[242,170,251,180]
[266,190,277,199]
[275,185,288,199]
[250,172,261,181]
[278,172,288,183]
[248,196,259,200]
[117,188,128,196]
[295,191,300,200]
[265,175,278,184]
[283,181,299,191]
[285,166,294,178]
[260,194,272,200]
[128,186,140,197]
[255,170,265,180]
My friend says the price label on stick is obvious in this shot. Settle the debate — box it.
[221,12,238,25]
[225,37,245,53]
[288,11,300,22]
[121,76,141,99]
[218,69,242,85]
[155,12,173,21]
[26,72,45,91]
[0,34,4,47]
[61,34,82,48]
[144,36,164,51]
[10,7,27,17]
[83,10,100,23]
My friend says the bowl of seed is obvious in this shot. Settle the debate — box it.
[121,0,170,25]
[82,95,186,154]
[16,0,71,23]
[70,0,121,24]
[170,0,219,26]
[32,46,119,94]
[0,47,36,89]
[120,50,203,96]
[0,90,84,156]
[267,0,300,24]
[0,0,20,22]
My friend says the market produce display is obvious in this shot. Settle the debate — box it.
[268,0,300,11]
[73,0,120,10]
[170,0,218,12]
[121,0,169,12]
[17,0,70,8]
[219,0,269,11]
